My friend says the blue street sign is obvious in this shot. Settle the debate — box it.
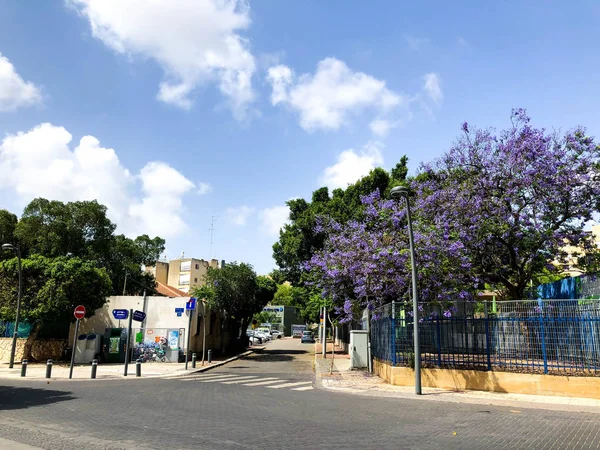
[112,309,129,320]
[132,310,146,322]
[175,307,184,313]
[186,297,197,311]
[177,312,183,317]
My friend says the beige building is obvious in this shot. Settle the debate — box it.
[146,261,169,285]
[559,225,600,276]
[166,258,222,294]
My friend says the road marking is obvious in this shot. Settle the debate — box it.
[179,373,238,381]
[187,374,240,382]
[198,375,257,383]
[267,381,312,389]
[220,376,261,384]
[291,385,314,391]
[242,378,283,386]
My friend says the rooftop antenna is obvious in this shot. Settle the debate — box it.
[209,216,218,259]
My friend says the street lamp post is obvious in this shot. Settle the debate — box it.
[2,243,22,369]
[390,186,421,395]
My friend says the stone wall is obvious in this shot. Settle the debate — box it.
[0,338,67,363]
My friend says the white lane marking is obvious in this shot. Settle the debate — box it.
[219,376,260,384]
[267,381,313,389]
[242,378,283,386]
[180,374,238,381]
[291,385,314,391]
[198,375,257,383]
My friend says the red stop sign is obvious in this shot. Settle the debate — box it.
[74,305,86,320]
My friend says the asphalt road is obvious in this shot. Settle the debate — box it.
[1,338,600,449]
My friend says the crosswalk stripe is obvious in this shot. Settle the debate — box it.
[291,385,314,391]
[190,373,238,380]
[180,374,239,382]
[242,378,282,386]
[198,375,256,383]
[267,381,312,389]
[220,376,260,384]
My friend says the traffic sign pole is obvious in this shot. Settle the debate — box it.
[69,305,86,379]
[185,309,193,370]
[123,308,133,376]
[69,318,80,379]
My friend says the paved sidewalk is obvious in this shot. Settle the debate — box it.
[314,341,600,413]
[0,350,255,381]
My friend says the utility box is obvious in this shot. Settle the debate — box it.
[350,330,369,369]
[104,328,127,363]
[74,333,103,364]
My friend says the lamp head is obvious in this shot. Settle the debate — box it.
[1,243,15,251]
[390,186,410,199]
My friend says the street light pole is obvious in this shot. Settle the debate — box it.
[2,243,22,369]
[390,187,421,395]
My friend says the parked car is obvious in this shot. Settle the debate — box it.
[270,330,283,339]
[248,335,262,345]
[254,330,271,342]
[300,330,315,344]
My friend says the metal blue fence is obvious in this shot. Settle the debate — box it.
[371,299,600,376]
[0,321,33,338]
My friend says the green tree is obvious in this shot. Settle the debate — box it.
[255,275,277,306]
[0,255,112,359]
[273,158,409,285]
[11,198,165,295]
[0,210,18,261]
[192,262,267,343]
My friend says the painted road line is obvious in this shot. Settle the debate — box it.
[267,381,312,389]
[180,374,239,381]
[241,378,283,386]
[198,375,257,383]
[219,376,261,384]
[291,385,314,391]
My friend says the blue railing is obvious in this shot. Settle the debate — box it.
[371,299,600,376]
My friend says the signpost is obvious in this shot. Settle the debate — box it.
[124,310,146,376]
[69,305,86,379]
[112,309,128,320]
[132,310,146,322]
[185,298,196,370]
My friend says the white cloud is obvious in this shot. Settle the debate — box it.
[0,52,42,111]
[0,123,197,238]
[369,119,395,137]
[321,141,384,190]
[266,57,402,131]
[259,205,290,236]
[68,0,256,118]
[423,73,443,106]
[226,205,255,226]
[197,182,212,195]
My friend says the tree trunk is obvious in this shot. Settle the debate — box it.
[23,323,42,361]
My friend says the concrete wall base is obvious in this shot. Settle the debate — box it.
[373,359,600,400]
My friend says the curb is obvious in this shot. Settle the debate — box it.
[0,348,258,382]
[166,349,255,378]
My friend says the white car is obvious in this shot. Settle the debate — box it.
[270,330,283,339]
[253,331,271,342]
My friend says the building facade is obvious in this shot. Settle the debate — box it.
[262,305,304,336]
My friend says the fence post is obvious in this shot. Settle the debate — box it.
[539,301,548,374]
[484,301,492,371]
[391,301,396,366]
[436,314,442,368]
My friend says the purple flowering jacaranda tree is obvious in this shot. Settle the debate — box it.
[416,109,600,299]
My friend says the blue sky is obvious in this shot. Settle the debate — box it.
[1,1,599,275]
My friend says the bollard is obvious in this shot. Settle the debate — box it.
[136,359,141,377]
[91,359,98,379]
[21,359,28,377]
[46,359,53,379]
[192,353,197,369]
[208,349,212,364]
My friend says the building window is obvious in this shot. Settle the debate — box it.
[179,273,190,285]
[180,261,191,272]
[195,263,199,269]
[194,278,198,283]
